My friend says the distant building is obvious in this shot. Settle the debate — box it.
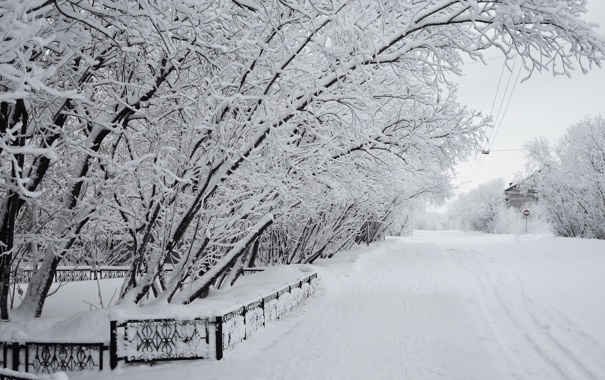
[504,182,537,208]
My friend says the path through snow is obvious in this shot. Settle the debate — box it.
[72,231,605,380]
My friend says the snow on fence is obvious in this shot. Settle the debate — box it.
[14,267,165,284]
[1,270,318,376]
[111,318,213,366]
[14,267,264,283]
[214,272,317,360]
[110,271,318,367]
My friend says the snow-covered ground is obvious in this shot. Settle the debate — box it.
[1,266,316,343]
[11,231,605,379]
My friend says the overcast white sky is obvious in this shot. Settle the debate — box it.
[450,1,605,195]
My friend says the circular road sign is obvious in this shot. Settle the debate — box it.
[523,209,530,216]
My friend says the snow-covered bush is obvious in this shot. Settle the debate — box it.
[492,204,551,235]
[448,179,508,233]
[413,211,453,231]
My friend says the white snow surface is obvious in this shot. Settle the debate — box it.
[9,231,605,379]
[0,368,68,380]
[1,265,316,343]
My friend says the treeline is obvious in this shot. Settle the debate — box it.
[525,116,605,239]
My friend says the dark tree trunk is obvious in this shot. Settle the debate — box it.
[0,100,29,320]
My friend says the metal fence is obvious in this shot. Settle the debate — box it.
[15,267,265,283]
[1,342,106,375]
[2,270,318,376]
[15,267,133,283]
[110,318,211,368]
[111,271,318,365]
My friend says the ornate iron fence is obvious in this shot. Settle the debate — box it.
[211,271,318,360]
[1,343,5,369]
[1,342,105,375]
[241,268,265,276]
[15,267,228,283]
[110,318,211,368]
[54,269,92,282]
[263,293,280,323]
[111,271,319,365]
[14,267,173,283]
[97,268,129,280]
[2,270,318,376]
[244,300,264,338]
[26,343,104,373]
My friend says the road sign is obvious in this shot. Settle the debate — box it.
[523,210,530,233]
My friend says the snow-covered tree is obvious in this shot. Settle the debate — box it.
[448,179,508,233]
[2,0,605,319]
[1,0,231,318]
[525,116,605,239]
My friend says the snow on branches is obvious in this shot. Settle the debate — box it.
[525,115,605,239]
[1,0,604,318]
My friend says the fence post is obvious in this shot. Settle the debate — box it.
[261,298,266,328]
[215,317,223,360]
[11,342,19,371]
[109,321,118,369]
[242,307,247,340]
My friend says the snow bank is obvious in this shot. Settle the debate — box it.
[1,265,317,344]
[0,368,67,380]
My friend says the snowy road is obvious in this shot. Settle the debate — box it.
[73,231,605,380]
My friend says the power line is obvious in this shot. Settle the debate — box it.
[461,57,509,184]
[498,132,539,137]
[490,55,519,144]
[486,63,523,152]
[466,56,522,184]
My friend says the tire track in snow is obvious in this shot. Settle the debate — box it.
[450,248,602,380]
[467,250,570,379]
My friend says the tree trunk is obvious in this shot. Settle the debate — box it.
[168,214,273,305]
[0,100,29,320]
[11,254,60,319]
